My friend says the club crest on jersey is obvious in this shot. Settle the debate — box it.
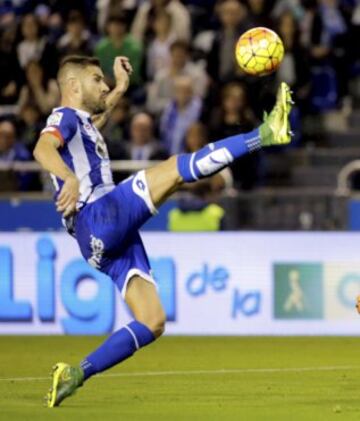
[84,122,94,133]
[95,136,109,159]
[47,112,63,126]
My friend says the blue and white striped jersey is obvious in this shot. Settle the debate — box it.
[41,107,115,207]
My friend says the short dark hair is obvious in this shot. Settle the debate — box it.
[59,55,100,70]
[57,55,101,82]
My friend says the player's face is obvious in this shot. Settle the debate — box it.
[80,66,110,114]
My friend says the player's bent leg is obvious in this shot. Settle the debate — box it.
[45,278,163,408]
[125,275,166,338]
[76,277,162,383]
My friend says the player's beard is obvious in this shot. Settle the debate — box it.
[82,91,107,115]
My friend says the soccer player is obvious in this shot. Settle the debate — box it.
[33,55,293,407]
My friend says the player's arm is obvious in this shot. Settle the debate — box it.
[33,133,79,216]
[356,295,360,314]
[92,56,133,130]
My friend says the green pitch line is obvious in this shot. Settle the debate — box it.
[0,336,360,420]
[1,365,360,383]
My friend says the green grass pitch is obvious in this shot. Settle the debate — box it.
[0,336,360,420]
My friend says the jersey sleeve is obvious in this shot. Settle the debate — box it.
[40,108,77,146]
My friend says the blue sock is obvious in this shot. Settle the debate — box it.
[177,128,261,182]
[80,320,155,381]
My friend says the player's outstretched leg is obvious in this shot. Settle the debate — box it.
[177,81,293,184]
[145,82,293,207]
[45,277,164,408]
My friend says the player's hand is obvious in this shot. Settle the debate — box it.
[56,174,79,217]
[356,295,360,314]
[113,56,132,92]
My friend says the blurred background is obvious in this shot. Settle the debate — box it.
[0,0,359,232]
[0,0,359,337]
[1,4,360,413]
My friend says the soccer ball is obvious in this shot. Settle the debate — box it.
[235,27,284,76]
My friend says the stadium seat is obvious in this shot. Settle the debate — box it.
[291,166,339,187]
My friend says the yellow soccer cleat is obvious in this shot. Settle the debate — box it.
[44,362,83,408]
[259,82,294,146]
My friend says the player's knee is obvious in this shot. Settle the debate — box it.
[142,310,166,338]
[153,318,166,338]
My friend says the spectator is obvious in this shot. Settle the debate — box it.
[96,0,138,34]
[146,10,177,80]
[95,14,143,87]
[246,0,274,27]
[147,40,208,114]
[209,82,260,189]
[131,0,191,44]
[126,112,168,160]
[160,75,202,154]
[349,1,360,85]
[17,14,58,78]
[316,0,349,49]
[18,60,60,116]
[272,0,304,19]
[316,0,351,100]
[0,24,22,108]
[209,81,256,139]
[182,0,217,34]
[0,120,35,191]
[34,4,52,28]
[44,0,92,23]
[301,0,350,101]
[207,0,249,84]
[17,104,43,152]
[57,11,94,58]
[276,11,311,103]
[0,0,357,197]
[103,98,131,158]
[31,3,63,43]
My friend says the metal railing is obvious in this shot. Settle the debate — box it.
[336,160,360,196]
[0,160,161,173]
[0,159,357,230]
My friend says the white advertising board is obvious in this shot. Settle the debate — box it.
[0,232,360,335]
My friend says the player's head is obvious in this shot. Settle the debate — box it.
[57,55,110,114]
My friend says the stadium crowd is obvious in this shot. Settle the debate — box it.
[0,0,359,192]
